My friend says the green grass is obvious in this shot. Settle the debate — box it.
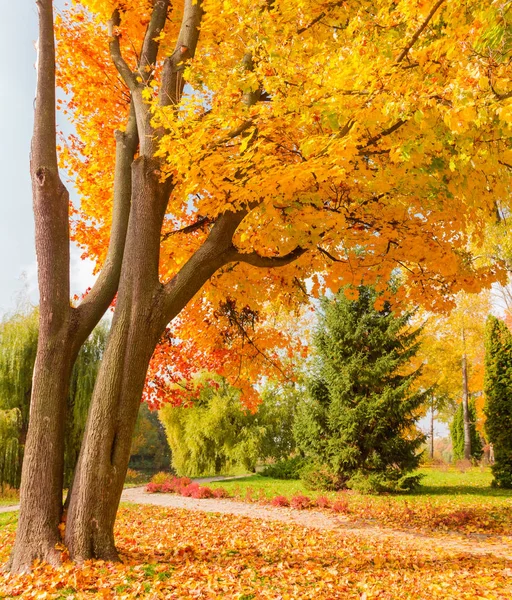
[208,467,512,500]
[0,511,18,528]
[207,467,512,534]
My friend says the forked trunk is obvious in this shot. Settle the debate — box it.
[65,157,171,561]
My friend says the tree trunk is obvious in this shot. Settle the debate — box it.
[461,350,471,461]
[9,328,76,572]
[65,157,172,561]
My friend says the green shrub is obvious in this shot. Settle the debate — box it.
[261,456,305,480]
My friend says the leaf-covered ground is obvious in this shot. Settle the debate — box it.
[1,504,512,599]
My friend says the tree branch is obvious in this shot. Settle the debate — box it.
[297,1,345,34]
[75,103,139,339]
[161,216,212,241]
[160,0,204,106]
[138,0,171,83]
[359,119,407,149]
[108,10,139,92]
[32,0,71,318]
[396,0,446,64]
[317,245,346,263]
[226,245,307,268]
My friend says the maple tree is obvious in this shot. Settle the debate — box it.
[11,0,512,572]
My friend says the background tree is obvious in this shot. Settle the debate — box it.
[450,398,483,462]
[484,316,512,488]
[12,0,512,570]
[159,375,297,475]
[0,309,109,489]
[294,286,426,493]
[129,403,171,474]
[415,292,490,460]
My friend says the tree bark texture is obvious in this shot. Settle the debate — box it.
[9,0,137,573]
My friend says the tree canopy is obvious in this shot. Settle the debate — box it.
[56,0,510,407]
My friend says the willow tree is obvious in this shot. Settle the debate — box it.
[0,309,108,489]
[10,0,511,571]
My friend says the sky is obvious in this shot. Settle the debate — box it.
[0,0,95,316]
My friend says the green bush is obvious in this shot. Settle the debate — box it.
[261,456,305,480]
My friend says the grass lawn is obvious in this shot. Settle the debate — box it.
[207,467,512,535]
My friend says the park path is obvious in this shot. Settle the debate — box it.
[121,485,512,560]
[3,481,512,561]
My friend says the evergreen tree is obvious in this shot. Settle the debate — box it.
[484,316,512,488]
[450,398,483,462]
[294,286,425,493]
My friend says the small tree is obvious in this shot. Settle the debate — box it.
[294,286,425,493]
[484,316,512,488]
[450,398,483,462]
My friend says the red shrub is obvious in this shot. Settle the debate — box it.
[145,482,162,493]
[179,483,200,497]
[331,498,349,514]
[190,486,215,499]
[290,494,311,510]
[213,487,230,499]
[270,495,290,507]
[160,480,174,493]
[314,496,331,509]
[169,477,191,493]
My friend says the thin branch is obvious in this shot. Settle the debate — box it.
[161,216,212,241]
[396,0,446,64]
[359,119,407,149]
[317,246,346,263]
[297,1,345,34]
[108,9,139,92]
[138,0,171,83]
[226,245,307,268]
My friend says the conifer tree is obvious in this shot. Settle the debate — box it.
[450,398,483,462]
[484,316,512,488]
[294,286,425,493]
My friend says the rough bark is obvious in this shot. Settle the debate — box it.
[8,0,138,573]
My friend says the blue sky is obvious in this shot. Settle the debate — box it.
[0,1,95,315]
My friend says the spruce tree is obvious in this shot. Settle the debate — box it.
[450,398,483,462]
[484,316,512,488]
[294,286,425,493]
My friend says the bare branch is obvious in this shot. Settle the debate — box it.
[108,10,139,92]
[138,0,171,83]
[226,245,307,268]
[160,0,204,106]
[396,0,446,64]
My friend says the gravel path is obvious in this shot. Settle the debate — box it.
[121,486,512,560]
[3,483,512,560]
